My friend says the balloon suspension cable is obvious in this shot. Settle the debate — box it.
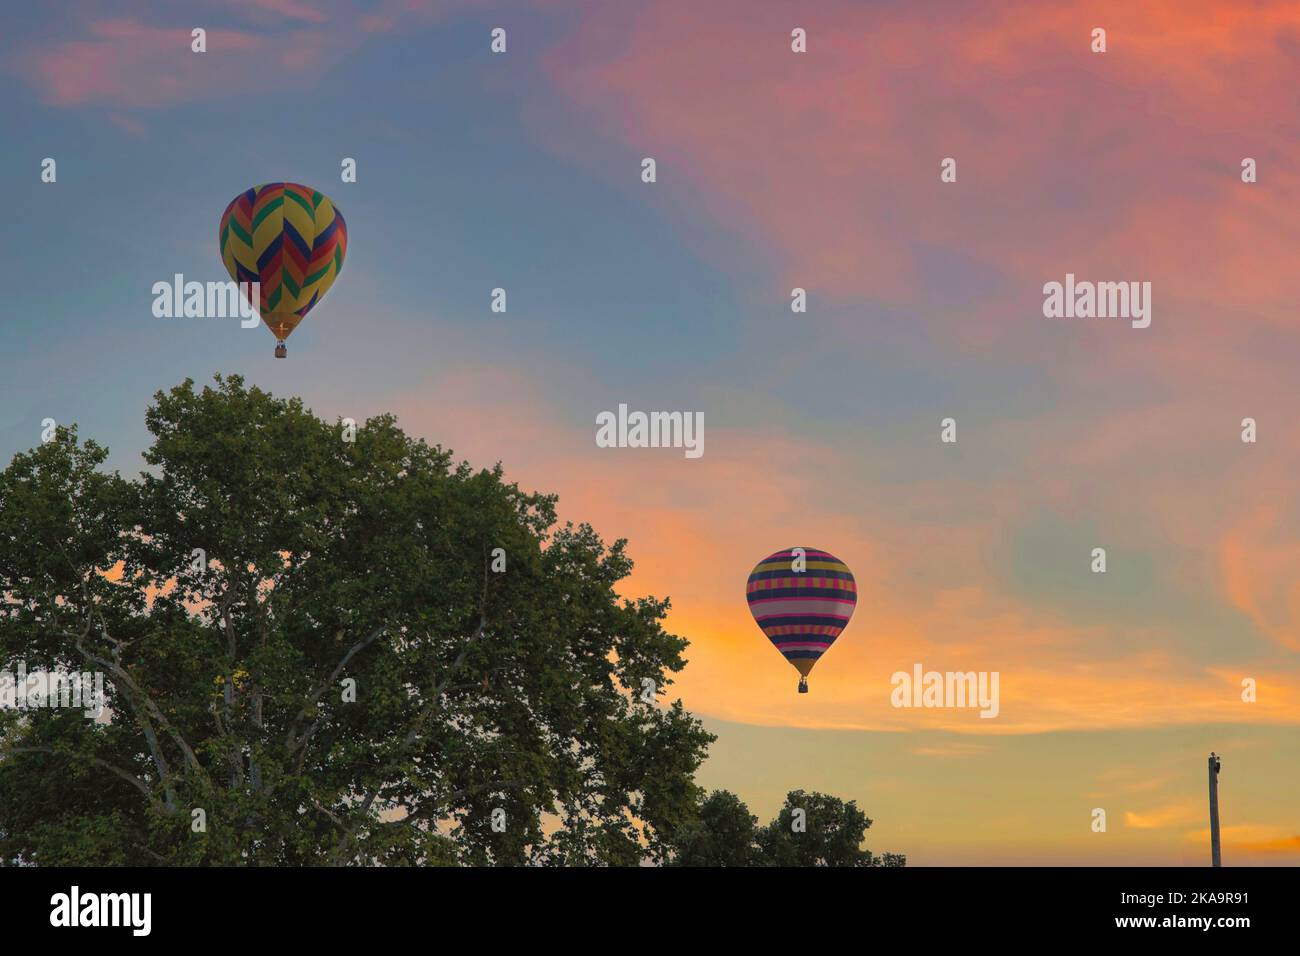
[798,677,809,694]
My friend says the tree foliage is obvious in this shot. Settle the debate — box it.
[0,375,713,865]
[670,789,906,867]
[666,789,762,867]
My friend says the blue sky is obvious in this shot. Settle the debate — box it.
[3,0,1298,863]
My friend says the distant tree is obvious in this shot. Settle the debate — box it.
[669,788,905,867]
[0,375,713,865]
[758,789,906,866]
[666,789,761,866]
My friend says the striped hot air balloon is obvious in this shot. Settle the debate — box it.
[746,548,857,693]
[218,183,347,358]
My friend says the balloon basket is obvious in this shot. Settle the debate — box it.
[798,678,808,694]
[274,342,287,359]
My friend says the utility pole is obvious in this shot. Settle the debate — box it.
[1208,752,1222,867]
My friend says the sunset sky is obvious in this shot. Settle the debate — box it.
[3,0,1298,864]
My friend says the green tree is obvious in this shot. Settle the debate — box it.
[669,789,905,867]
[757,789,904,867]
[667,789,761,866]
[0,375,713,865]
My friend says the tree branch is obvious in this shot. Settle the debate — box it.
[286,625,387,757]
[72,632,208,788]
[330,559,494,866]
[2,745,169,814]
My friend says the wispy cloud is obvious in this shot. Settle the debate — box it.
[230,0,331,23]
[1125,801,1202,829]
[8,0,467,110]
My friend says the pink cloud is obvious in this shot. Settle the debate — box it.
[8,0,467,110]
[533,0,1300,383]
[15,20,283,109]
[231,0,331,23]
[1221,503,1300,654]
[106,111,147,137]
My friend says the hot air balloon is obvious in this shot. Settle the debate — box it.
[746,548,856,693]
[218,183,347,358]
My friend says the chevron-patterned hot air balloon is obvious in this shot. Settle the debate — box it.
[219,183,347,358]
[746,548,857,693]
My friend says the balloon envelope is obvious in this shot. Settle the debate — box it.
[746,548,856,678]
[219,183,347,343]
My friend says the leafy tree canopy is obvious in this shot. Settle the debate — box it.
[670,789,906,867]
[0,375,713,865]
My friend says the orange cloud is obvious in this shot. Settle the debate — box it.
[1125,801,1201,829]
[1184,824,1300,860]
[911,741,992,758]
[1235,833,1300,854]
